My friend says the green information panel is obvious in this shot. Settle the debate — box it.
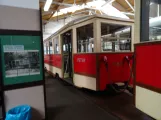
[0,35,43,85]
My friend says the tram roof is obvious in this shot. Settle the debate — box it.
[44,14,134,42]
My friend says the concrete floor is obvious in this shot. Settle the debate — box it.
[45,74,154,120]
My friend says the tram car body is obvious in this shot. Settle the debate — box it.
[44,15,134,91]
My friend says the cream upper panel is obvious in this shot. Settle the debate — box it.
[44,16,134,53]
[73,19,94,29]
[99,19,134,26]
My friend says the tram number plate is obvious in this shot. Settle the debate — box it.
[77,58,86,63]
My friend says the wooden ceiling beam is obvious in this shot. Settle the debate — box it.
[124,0,134,11]
[50,9,89,21]
[112,1,127,12]
[48,0,64,20]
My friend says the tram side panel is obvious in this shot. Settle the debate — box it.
[98,53,133,91]
[73,53,133,91]
[73,54,97,91]
[44,54,62,78]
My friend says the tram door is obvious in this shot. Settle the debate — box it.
[62,30,73,80]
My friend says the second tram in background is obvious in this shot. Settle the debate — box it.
[44,15,134,91]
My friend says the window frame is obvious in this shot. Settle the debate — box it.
[76,23,94,53]
[100,22,132,52]
[53,36,60,54]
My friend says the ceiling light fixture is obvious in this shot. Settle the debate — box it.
[44,0,53,11]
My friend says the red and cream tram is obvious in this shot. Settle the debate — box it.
[44,15,134,91]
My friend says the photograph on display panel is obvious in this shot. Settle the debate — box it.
[4,49,40,78]
[28,50,40,75]
[4,52,18,77]
[17,51,30,76]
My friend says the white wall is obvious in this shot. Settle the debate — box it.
[0,0,39,10]
[0,5,40,31]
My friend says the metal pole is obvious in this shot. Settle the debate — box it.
[158,4,160,17]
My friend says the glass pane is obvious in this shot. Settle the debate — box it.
[101,23,131,52]
[63,37,69,53]
[54,36,59,54]
[77,23,94,53]
[49,41,53,54]
[46,42,49,55]
[44,45,47,55]
[149,0,161,41]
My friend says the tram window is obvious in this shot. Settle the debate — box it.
[77,23,94,53]
[49,41,53,54]
[47,42,50,54]
[141,0,161,41]
[44,42,49,55]
[101,23,131,52]
[44,44,47,55]
[54,36,60,54]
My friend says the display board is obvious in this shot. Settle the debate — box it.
[0,35,43,85]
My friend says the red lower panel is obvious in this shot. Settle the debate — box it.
[73,54,96,76]
[98,53,133,91]
[73,53,133,91]
[136,44,161,89]
[44,54,62,68]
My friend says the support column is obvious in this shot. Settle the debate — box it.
[134,0,141,44]
[73,27,77,53]
[59,35,62,54]
[94,19,101,52]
